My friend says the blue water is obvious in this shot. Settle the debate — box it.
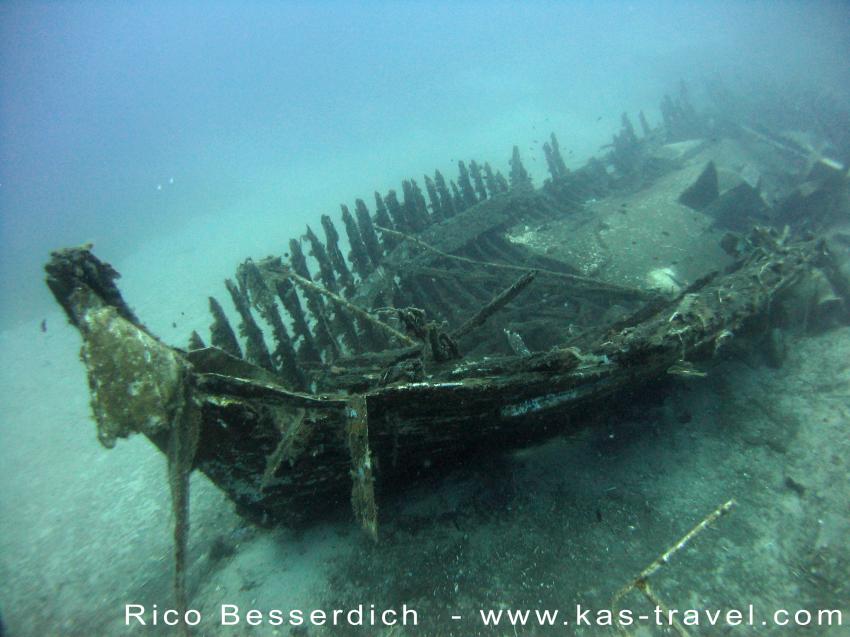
[1,3,850,636]
[2,1,848,327]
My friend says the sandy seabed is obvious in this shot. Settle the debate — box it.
[1,216,849,637]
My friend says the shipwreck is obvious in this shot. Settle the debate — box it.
[45,85,849,614]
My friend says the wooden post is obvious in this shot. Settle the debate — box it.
[510,145,532,190]
[289,238,339,360]
[208,296,242,359]
[237,260,305,389]
[423,174,444,222]
[321,214,355,296]
[373,192,397,252]
[457,160,478,207]
[341,204,373,279]
[483,162,499,195]
[354,198,384,267]
[225,278,274,371]
[304,225,338,293]
[275,277,322,362]
[434,170,456,218]
[469,160,488,201]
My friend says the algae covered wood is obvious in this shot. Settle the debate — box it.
[42,84,837,532]
[44,228,816,528]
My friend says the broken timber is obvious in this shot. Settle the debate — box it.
[45,227,815,533]
[42,90,839,536]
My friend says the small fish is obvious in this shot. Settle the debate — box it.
[667,361,707,378]
[504,328,531,356]
[40,319,47,333]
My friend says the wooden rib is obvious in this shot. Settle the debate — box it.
[376,225,650,299]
